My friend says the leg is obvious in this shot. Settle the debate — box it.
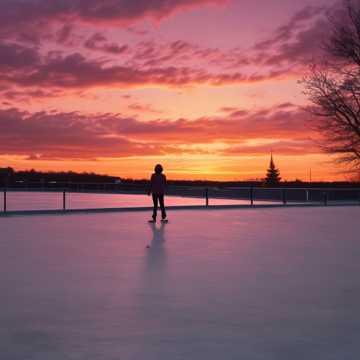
[152,194,159,220]
[159,195,167,219]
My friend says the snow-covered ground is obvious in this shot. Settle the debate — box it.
[1,207,359,360]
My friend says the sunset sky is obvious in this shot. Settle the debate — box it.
[0,0,349,181]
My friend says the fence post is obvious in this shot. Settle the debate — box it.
[3,190,6,213]
[63,190,66,211]
[323,191,328,206]
[205,188,209,207]
[250,186,254,206]
[282,188,287,205]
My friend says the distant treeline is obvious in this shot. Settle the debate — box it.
[120,178,360,188]
[0,167,119,185]
[0,167,359,188]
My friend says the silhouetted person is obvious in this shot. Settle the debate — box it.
[148,164,167,223]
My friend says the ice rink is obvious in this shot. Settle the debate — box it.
[1,207,360,359]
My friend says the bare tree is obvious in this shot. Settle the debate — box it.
[303,0,360,172]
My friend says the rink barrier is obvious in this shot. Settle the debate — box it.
[1,203,360,218]
[2,185,360,214]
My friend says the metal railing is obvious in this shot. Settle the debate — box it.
[1,184,360,214]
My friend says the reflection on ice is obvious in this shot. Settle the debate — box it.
[145,222,167,277]
[147,222,166,251]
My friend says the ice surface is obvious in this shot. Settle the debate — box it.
[1,207,360,359]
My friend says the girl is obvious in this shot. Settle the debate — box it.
[148,164,168,223]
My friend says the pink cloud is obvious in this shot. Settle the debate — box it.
[0,88,64,102]
[0,104,319,159]
[0,45,289,89]
[128,103,163,114]
[250,4,341,69]
[0,3,341,95]
[253,5,325,51]
[0,108,172,159]
[223,140,319,156]
[0,41,40,71]
[84,33,129,54]
[55,24,74,45]
[0,0,226,32]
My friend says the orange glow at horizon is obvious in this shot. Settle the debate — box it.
[1,153,350,182]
